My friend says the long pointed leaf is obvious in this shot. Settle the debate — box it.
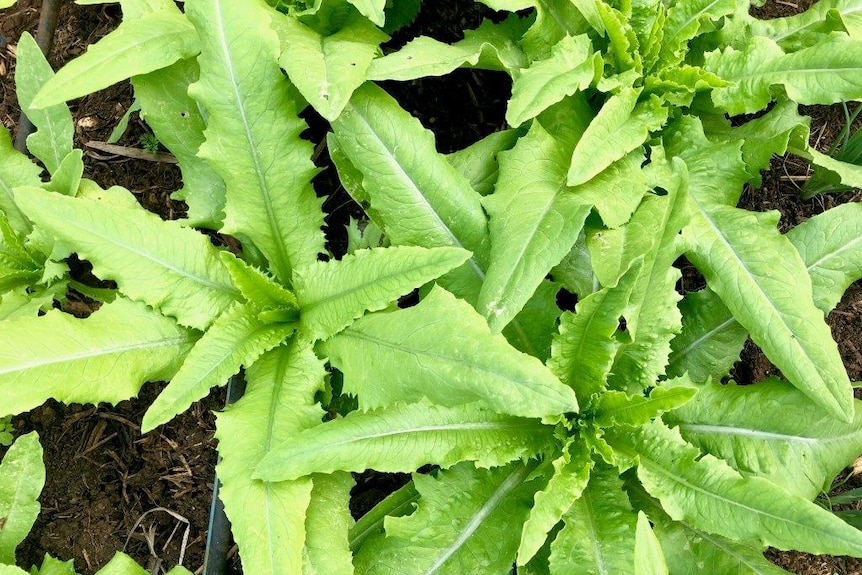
[31,11,200,108]
[142,301,295,431]
[294,246,470,341]
[607,420,862,557]
[255,399,551,481]
[215,343,325,575]
[479,119,590,332]
[14,186,240,330]
[0,298,195,418]
[15,33,74,175]
[548,467,639,575]
[331,82,489,303]
[683,198,853,420]
[187,0,324,283]
[325,286,578,418]
[665,378,862,500]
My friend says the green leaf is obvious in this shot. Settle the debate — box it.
[187,0,324,284]
[0,0,16,8]
[294,246,470,341]
[15,33,74,175]
[548,258,642,403]
[700,99,807,187]
[43,150,84,197]
[793,142,862,191]
[683,198,854,421]
[0,298,195,418]
[787,202,862,313]
[33,555,77,575]
[548,467,639,575]
[517,441,593,565]
[635,512,668,575]
[607,420,862,557]
[142,301,296,431]
[302,472,355,575]
[593,386,696,429]
[504,279,562,361]
[652,515,794,575]
[658,0,736,67]
[349,483,419,553]
[331,83,490,303]
[31,11,200,108]
[506,34,601,127]
[354,462,538,575]
[132,58,226,228]
[255,400,551,481]
[748,0,862,51]
[325,286,578,418]
[663,115,748,206]
[570,151,650,230]
[567,90,668,187]
[665,289,748,382]
[220,251,298,312]
[347,0,385,26]
[522,0,593,60]
[445,129,520,196]
[215,343,325,575]
[366,16,528,81]
[705,36,862,115]
[0,432,44,564]
[595,160,688,389]
[272,10,387,121]
[0,128,41,235]
[665,378,862,500]
[479,120,591,332]
[92,552,147,575]
[14,186,240,330]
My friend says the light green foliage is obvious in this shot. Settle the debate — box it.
[8,0,862,572]
[567,89,668,187]
[683,201,853,420]
[15,34,74,175]
[331,83,490,302]
[634,512,668,575]
[0,433,43,564]
[14,186,240,331]
[608,421,862,556]
[0,0,15,8]
[507,34,601,126]
[666,379,862,500]
[273,10,387,121]
[324,286,577,418]
[547,468,638,575]
[141,301,296,431]
[214,344,324,575]
[294,246,470,340]
[255,399,552,481]
[187,0,324,284]
[133,59,227,228]
[0,128,42,235]
[0,298,195,417]
[705,36,862,115]
[479,119,591,332]
[367,16,528,81]
[354,462,538,575]
[31,11,200,108]
[787,202,862,312]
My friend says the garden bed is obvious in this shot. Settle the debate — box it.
[2,0,862,573]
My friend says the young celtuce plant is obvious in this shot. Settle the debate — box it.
[3,0,862,573]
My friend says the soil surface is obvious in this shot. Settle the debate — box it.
[1,0,862,574]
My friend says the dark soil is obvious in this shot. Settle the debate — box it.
[1,0,862,574]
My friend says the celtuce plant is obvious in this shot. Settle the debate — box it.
[3,0,862,573]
